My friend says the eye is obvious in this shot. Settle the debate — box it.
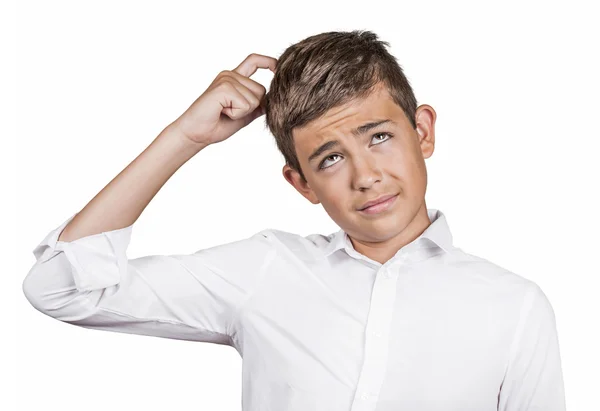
[372,132,393,144]
[318,132,394,170]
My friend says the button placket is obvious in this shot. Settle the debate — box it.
[350,266,398,411]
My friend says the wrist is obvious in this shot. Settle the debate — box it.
[162,121,209,152]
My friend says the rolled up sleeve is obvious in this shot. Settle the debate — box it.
[22,213,277,348]
[498,282,567,411]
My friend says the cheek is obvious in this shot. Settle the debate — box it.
[317,183,350,215]
[326,188,346,206]
[405,154,428,194]
[313,181,342,203]
[386,146,413,175]
[388,148,426,190]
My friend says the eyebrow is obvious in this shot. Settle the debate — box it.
[307,119,395,164]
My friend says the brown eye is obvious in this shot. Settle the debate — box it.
[318,132,394,170]
[319,154,342,170]
[372,132,392,144]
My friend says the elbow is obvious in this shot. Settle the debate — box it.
[22,263,53,315]
[22,255,88,320]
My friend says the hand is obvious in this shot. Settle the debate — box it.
[170,53,277,146]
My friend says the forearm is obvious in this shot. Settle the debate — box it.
[58,123,207,242]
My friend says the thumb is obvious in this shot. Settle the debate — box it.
[250,104,265,121]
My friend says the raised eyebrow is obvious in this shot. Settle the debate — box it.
[350,119,394,137]
[307,119,395,164]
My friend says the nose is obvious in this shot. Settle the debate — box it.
[352,155,383,190]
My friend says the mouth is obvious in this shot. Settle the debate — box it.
[358,193,399,215]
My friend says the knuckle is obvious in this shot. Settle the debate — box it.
[218,80,235,92]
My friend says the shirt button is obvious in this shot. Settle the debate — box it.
[360,392,370,400]
[372,331,382,338]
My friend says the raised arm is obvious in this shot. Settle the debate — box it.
[56,52,277,243]
[22,53,278,346]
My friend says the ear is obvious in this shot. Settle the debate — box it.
[282,164,320,205]
[414,104,436,159]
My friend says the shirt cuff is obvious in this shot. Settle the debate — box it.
[32,213,134,291]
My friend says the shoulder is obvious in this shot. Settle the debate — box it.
[440,249,559,336]
[446,247,537,287]
[187,229,280,275]
[442,247,550,308]
[256,228,332,262]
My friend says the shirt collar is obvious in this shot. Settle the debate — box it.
[319,208,454,260]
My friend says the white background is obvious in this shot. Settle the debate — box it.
[9,0,599,410]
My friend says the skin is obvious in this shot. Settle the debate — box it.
[283,81,437,265]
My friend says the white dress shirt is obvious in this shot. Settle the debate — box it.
[22,208,566,410]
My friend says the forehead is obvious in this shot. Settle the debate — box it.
[293,84,404,152]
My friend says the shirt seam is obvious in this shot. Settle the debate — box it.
[72,247,229,338]
[102,249,234,343]
[168,256,236,344]
[92,305,231,339]
[226,233,278,345]
[500,282,538,387]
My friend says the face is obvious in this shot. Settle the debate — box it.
[282,81,438,264]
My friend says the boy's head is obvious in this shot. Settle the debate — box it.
[264,30,437,257]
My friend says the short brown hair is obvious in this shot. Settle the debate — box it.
[264,30,419,183]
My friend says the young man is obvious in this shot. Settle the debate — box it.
[23,30,566,410]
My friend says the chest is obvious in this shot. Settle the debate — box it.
[236,258,511,410]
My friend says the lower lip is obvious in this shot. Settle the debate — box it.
[359,194,398,215]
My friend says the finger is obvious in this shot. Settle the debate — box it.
[227,79,261,112]
[219,82,253,120]
[233,53,277,78]
[223,70,267,100]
